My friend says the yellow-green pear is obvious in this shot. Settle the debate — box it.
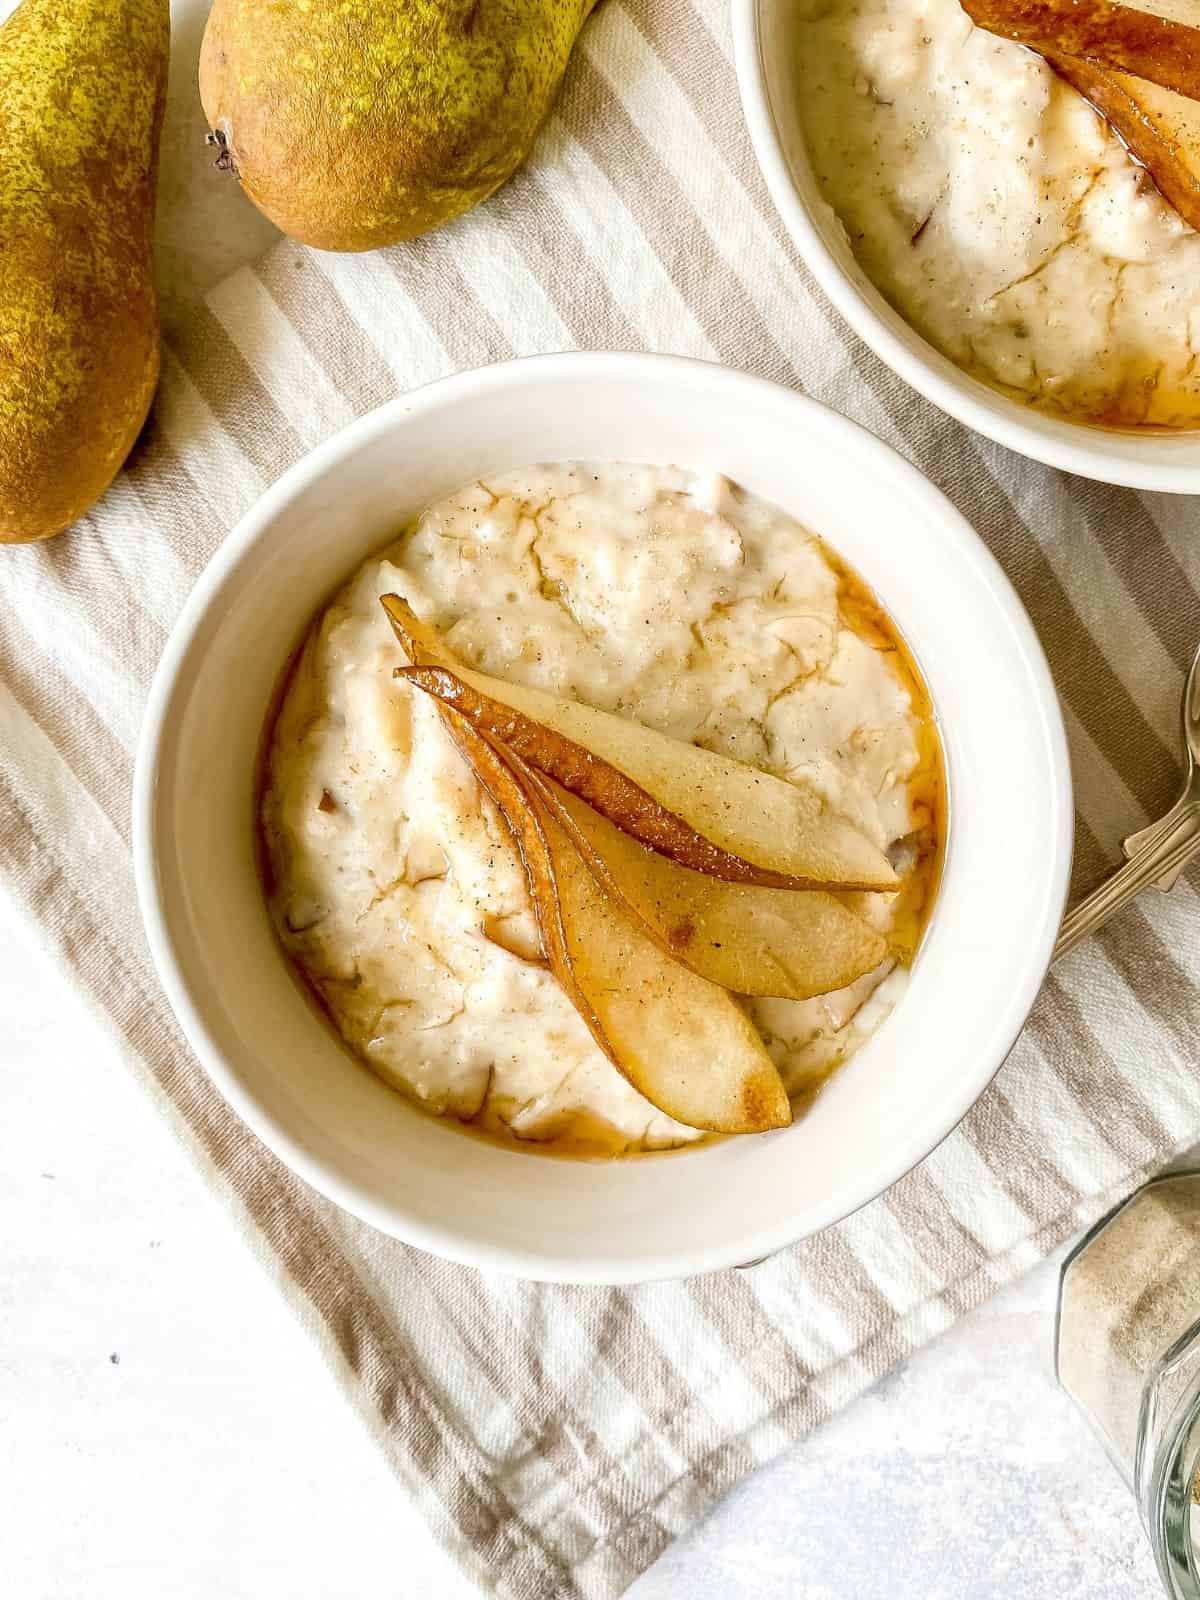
[0,0,168,544]
[199,0,600,252]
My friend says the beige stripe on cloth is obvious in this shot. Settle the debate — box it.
[3,0,1200,1593]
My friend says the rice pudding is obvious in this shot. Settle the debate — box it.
[796,0,1200,427]
[259,463,943,1156]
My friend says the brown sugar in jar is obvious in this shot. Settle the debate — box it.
[1056,1175,1200,1597]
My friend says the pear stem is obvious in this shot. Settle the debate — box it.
[205,127,237,176]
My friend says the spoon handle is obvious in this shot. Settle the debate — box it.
[1055,807,1200,961]
[1123,791,1200,887]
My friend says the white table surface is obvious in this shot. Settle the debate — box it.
[0,2,1173,1593]
[1,892,1164,1598]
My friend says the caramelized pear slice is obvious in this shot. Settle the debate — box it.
[437,707,792,1135]
[381,595,896,893]
[528,771,888,998]
[964,0,1200,104]
[1049,54,1200,232]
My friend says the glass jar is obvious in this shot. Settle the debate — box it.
[1056,1174,1200,1599]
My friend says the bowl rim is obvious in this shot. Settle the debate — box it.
[133,350,1074,1281]
[730,0,1200,494]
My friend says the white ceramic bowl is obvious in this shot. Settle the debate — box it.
[134,352,1072,1283]
[733,0,1200,493]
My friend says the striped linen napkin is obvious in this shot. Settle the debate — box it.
[4,0,1200,1593]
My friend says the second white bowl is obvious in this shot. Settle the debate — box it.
[733,0,1200,492]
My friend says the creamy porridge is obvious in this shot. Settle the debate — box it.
[797,0,1200,426]
[259,464,943,1156]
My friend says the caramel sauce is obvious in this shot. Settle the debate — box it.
[1086,360,1200,432]
[978,357,1200,433]
[821,539,946,967]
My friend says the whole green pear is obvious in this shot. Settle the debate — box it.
[0,0,168,544]
[199,0,599,252]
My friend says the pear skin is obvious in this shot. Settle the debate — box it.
[0,0,169,544]
[199,0,600,252]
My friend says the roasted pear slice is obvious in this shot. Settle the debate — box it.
[526,771,888,998]
[435,706,792,1135]
[1049,55,1200,232]
[965,0,1200,103]
[403,661,898,892]
[380,595,896,893]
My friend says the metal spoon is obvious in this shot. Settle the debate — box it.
[1055,642,1200,959]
